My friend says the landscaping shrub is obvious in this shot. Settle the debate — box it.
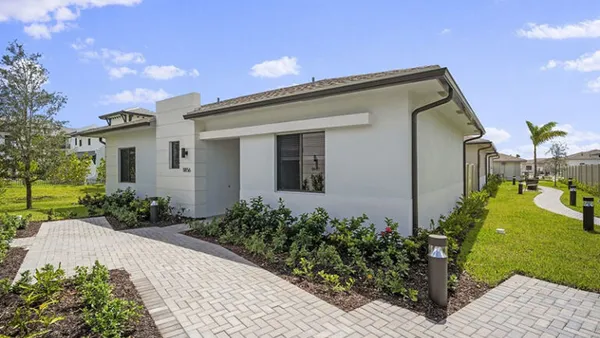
[1,213,31,230]
[562,178,600,197]
[79,188,185,228]
[0,215,19,264]
[187,190,489,300]
[482,174,502,196]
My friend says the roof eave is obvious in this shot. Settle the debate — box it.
[183,67,448,119]
[78,121,153,137]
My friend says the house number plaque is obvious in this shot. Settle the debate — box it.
[183,167,191,173]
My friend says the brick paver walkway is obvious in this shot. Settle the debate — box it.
[534,186,600,225]
[11,218,600,337]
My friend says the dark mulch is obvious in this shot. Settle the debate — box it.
[0,269,161,337]
[184,231,490,321]
[0,247,28,280]
[106,215,181,231]
[15,221,42,238]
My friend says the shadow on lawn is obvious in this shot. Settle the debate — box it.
[456,209,489,269]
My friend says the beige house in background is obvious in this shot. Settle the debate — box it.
[493,153,526,179]
[465,138,497,192]
[566,149,600,167]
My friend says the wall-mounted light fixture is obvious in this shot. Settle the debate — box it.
[181,148,189,158]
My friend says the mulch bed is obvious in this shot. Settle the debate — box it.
[0,269,161,337]
[15,221,42,238]
[106,215,181,231]
[184,231,490,321]
[0,247,28,280]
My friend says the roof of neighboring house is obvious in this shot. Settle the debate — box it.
[78,117,155,136]
[566,149,600,160]
[183,65,485,132]
[494,153,526,162]
[68,124,100,136]
[525,158,549,165]
[98,107,155,120]
[465,137,492,144]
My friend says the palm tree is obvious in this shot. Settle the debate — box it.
[526,121,568,178]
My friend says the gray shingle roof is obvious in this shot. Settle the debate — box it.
[184,65,442,117]
[494,153,526,162]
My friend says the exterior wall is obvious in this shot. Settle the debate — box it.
[230,88,413,234]
[493,162,523,179]
[70,135,105,181]
[416,111,464,228]
[105,128,156,197]
[206,139,240,216]
[566,159,600,167]
[155,93,202,218]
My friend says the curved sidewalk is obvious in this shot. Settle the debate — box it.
[534,186,600,225]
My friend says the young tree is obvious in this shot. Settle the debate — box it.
[546,142,568,187]
[0,41,68,209]
[526,121,568,178]
[48,153,92,185]
[97,157,106,184]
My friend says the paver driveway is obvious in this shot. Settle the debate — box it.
[11,218,600,337]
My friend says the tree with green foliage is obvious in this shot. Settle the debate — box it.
[96,157,106,183]
[0,41,68,209]
[48,153,92,185]
[526,121,568,178]
[546,142,568,187]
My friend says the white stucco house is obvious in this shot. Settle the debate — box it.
[493,153,526,180]
[465,138,497,192]
[80,65,487,235]
[566,149,600,167]
[68,125,108,183]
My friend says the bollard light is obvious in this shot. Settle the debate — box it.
[512,176,516,185]
[150,200,158,224]
[583,197,594,232]
[428,234,448,307]
[570,187,577,206]
[568,178,573,189]
[518,181,524,195]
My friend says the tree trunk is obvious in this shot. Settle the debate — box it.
[25,178,32,209]
[533,146,537,179]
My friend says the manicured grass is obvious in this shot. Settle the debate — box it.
[0,183,104,221]
[460,182,600,291]
[538,180,600,217]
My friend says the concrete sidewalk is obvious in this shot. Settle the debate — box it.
[534,186,600,225]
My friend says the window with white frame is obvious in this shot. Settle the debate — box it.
[169,141,180,169]
[119,147,136,183]
[276,132,325,192]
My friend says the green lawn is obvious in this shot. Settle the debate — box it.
[0,183,105,221]
[460,182,600,291]
[538,180,600,217]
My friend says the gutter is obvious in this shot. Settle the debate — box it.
[463,132,484,196]
[477,145,493,190]
[411,81,454,236]
[78,120,153,137]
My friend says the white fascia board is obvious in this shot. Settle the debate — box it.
[199,112,371,140]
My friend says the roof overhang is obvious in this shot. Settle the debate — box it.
[183,67,485,134]
[78,118,154,137]
[98,109,155,120]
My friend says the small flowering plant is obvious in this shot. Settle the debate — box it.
[378,218,403,247]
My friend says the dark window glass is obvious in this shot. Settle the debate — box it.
[119,148,136,183]
[170,141,180,169]
[79,139,82,147]
[88,138,91,146]
[277,132,325,192]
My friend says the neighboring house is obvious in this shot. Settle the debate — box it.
[68,125,107,183]
[565,149,600,167]
[522,158,549,177]
[465,138,497,192]
[493,153,526,179]
[80,65,487,235]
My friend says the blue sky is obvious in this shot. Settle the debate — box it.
[0,0,599,159]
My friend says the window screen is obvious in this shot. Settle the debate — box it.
[170,141,180,169]
[119,148,136,183]
[277,132,325,192]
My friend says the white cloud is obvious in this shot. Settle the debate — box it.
[71,37,94,50]
[101,88,170,105]
[541,50,600,73]
[517,19,600,39]
[587,76,600,93]
[142,65,199,80]
[80,48,145,64]
[440,28,451,35]
[0,0,142,38]
[250,56,300,78]
[485,127,511,144]
[508,124,600,159]
[107,66,137,79]
[24,21,73,39]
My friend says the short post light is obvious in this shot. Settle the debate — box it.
[518,180,524,195]
[568,178,573,189]
[512,176,516,185]
[583,197,594,232]
[428,234,448,307]
[150,200,158,224]
[570,186,577,206]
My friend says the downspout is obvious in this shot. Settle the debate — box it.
[477,145,492,190]
[411,82,454,236]
[99,137,105,145]
[463,132,484,196]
